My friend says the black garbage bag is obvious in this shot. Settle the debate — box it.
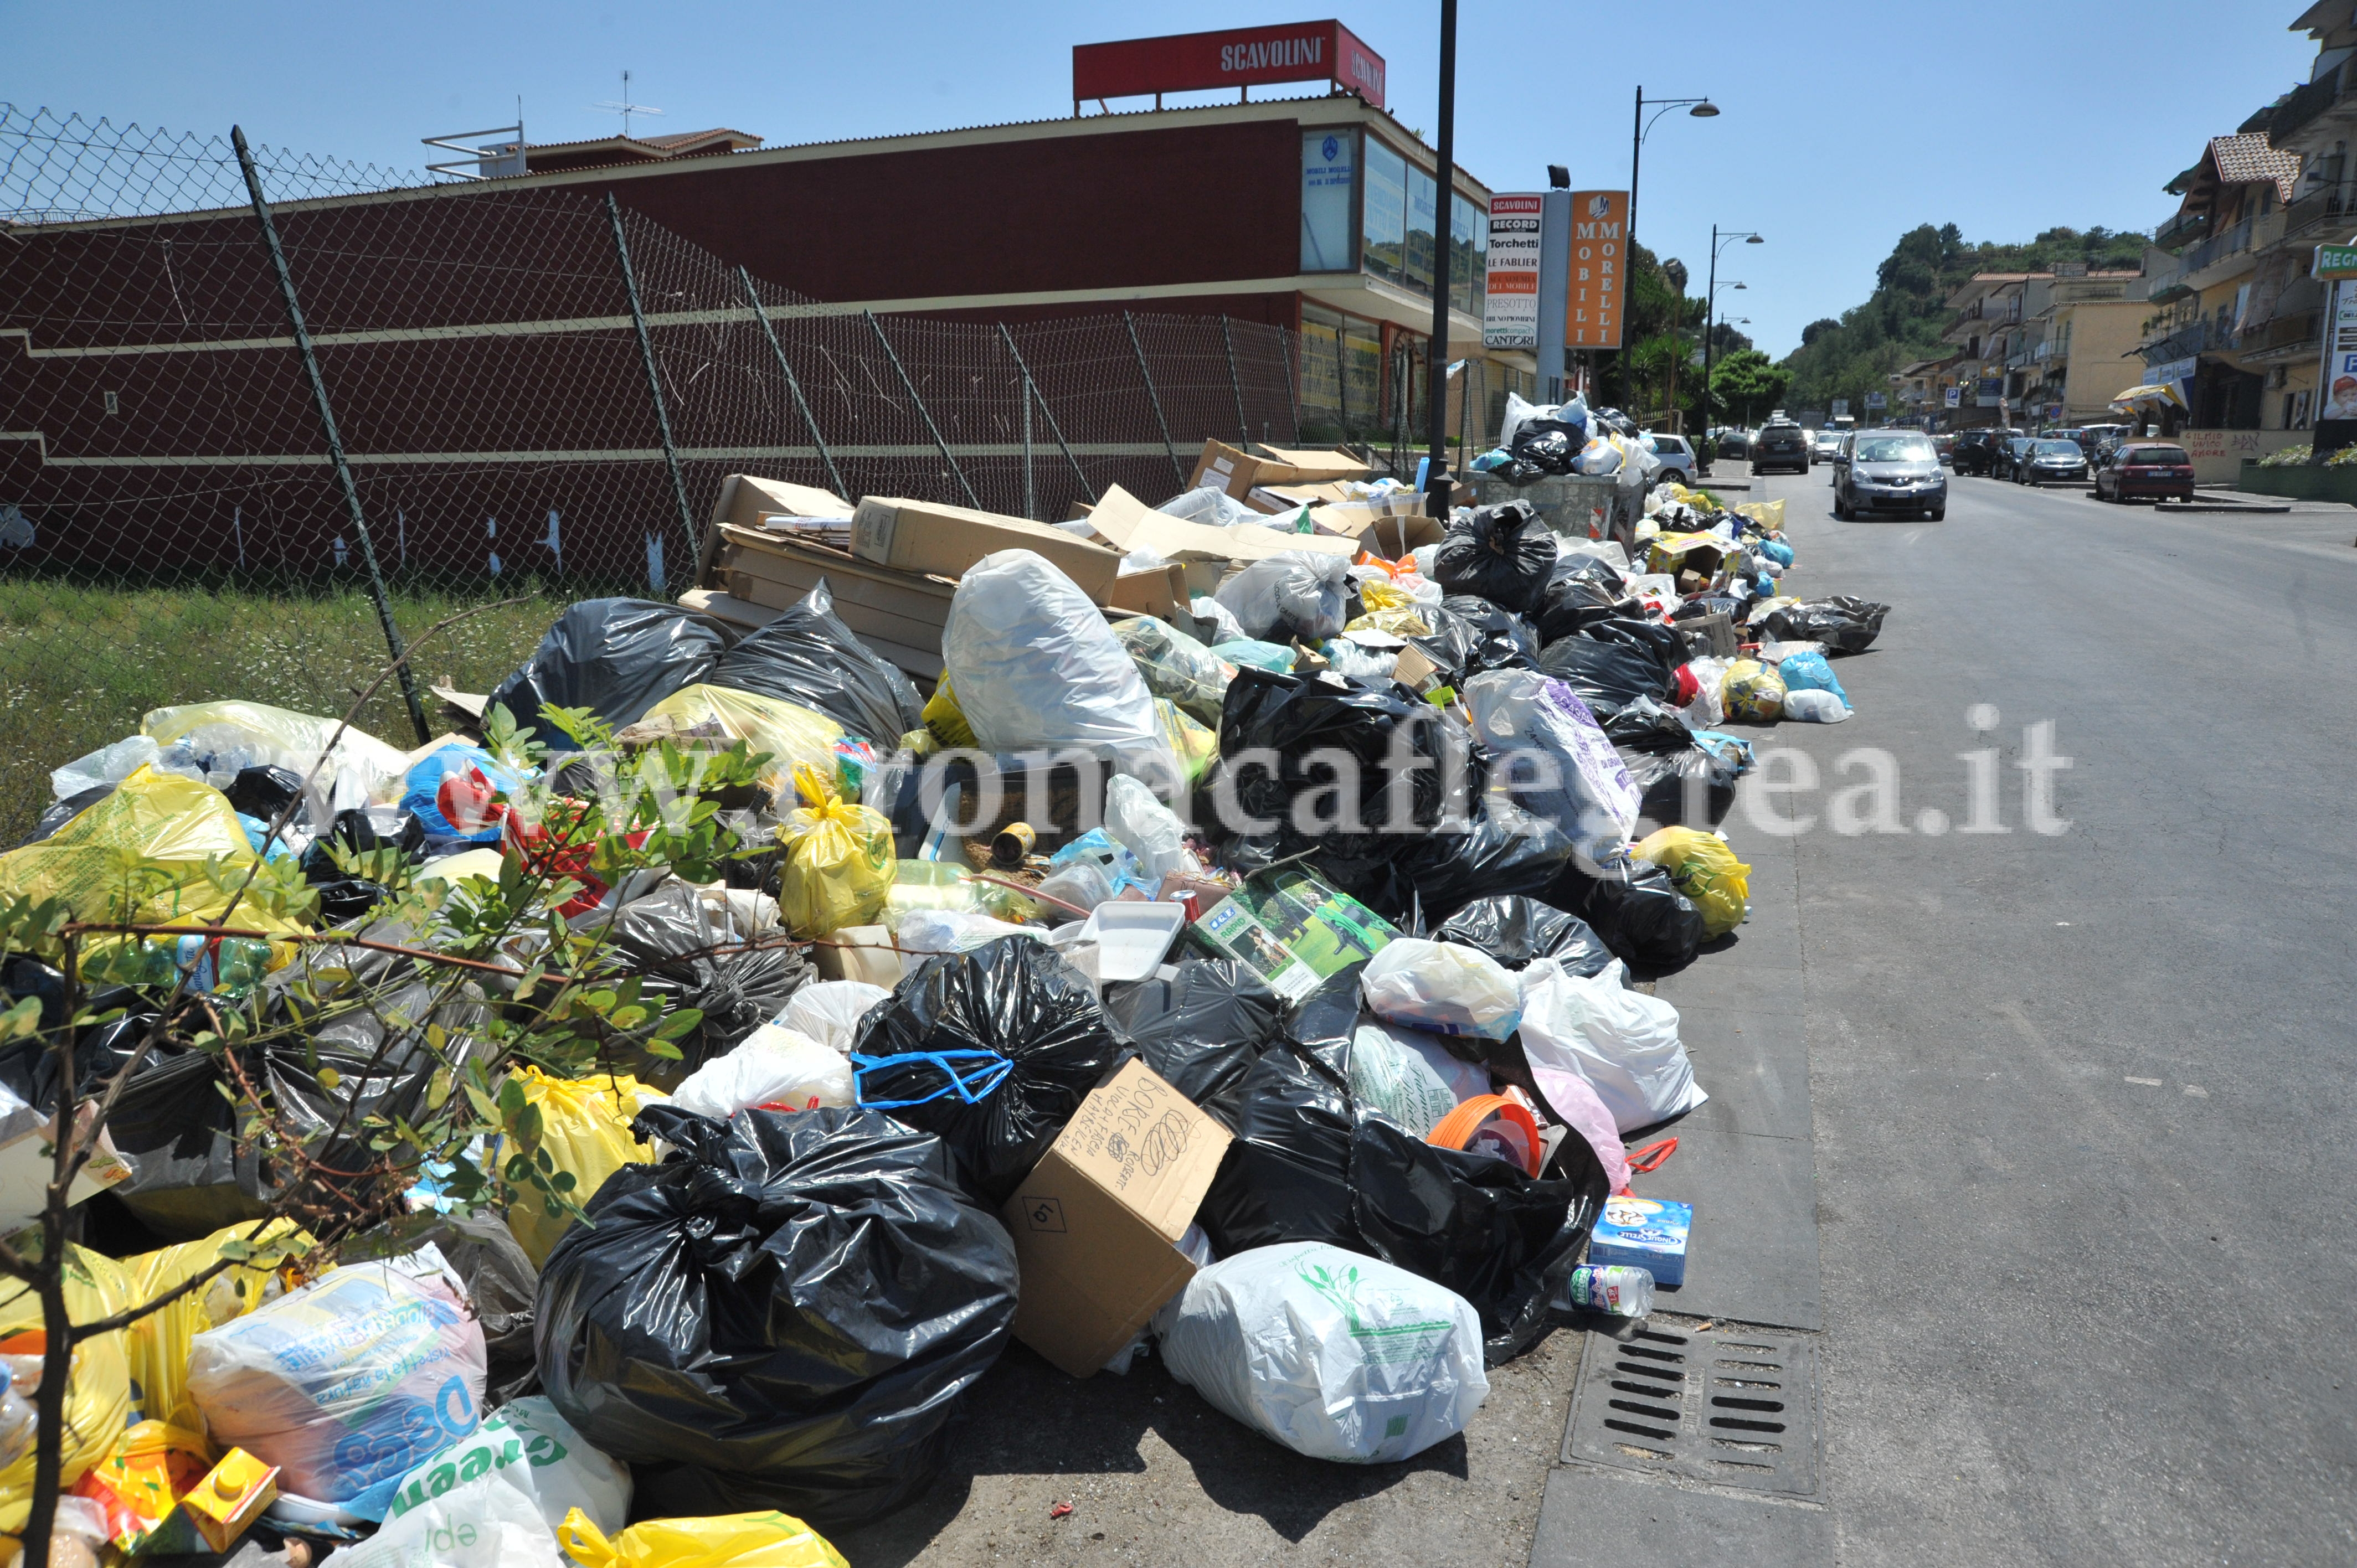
[298,808,426,926]
[1192,1038,1358,1257]
[1550,858,1706,973]
[1530,573,1618,646]
[709,579,925,745]
[851,937,1125,1207]
[1210,668,1478,899]
[344,1211,540,1401]
[537,1103,1019,1530]
[1434,895,1614,977]
[87,1045,269,1241]
[1509,427,1575,475]
[1761,595,1890,654]
[1536,633,1677,716]
[572,883,809,1085]
[223,765,311,828]
[1391,803,1577,926]
[21,785,114,847]
[1100,958,1284,1129]
[1499,456,1548,485]
[1604,698,1740,828]
[1434,501,1555,615]
[487,599,729,743]
[1349,1115,1607,1363]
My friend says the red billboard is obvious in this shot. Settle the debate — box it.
[1074,21,1386,109]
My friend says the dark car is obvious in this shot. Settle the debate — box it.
[1752,419,1812,475]
[2093,441,2196,503]
[1989,436,2038,482]
[1716,426,1752,459]
[1832,428,1948,520]
[2015,437,2089,486]
[1952,427,2019,476]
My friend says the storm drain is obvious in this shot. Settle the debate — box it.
[1562,1313,1819,1497]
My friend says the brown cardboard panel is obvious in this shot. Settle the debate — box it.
[850,497,1123,601]
[1253,443,1378,480]
[1088,484,1357,566]
[1001,1061,1231,1378]
[1104,562,1190,621]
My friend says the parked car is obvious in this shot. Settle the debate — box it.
[1752,419,1812,475]
[2093,441,2197,503]
[1952,428,2014,475]
[1989,436,2038,482]
[2078,422,2134,464]
[1934,432,1958,464]
[1831,428,1948,520]
[1647,433,1699,484]
[1810,429,1844,465]
[2015,437,2088,486]
[1716,426,1752,459]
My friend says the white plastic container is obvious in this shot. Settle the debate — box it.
[1077,900,1187,983]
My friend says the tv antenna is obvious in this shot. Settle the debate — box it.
[592,71,662,139]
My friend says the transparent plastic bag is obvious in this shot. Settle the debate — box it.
[49,734,158,801]
[1112,617,1233,727]
[1159,1242,1488,1464]
[141,700,407,808]
[1213,551,1351,642]
[380,1395,631,1536]
[1360,938,1522,1041]
[1517,957,1706,1132]
[620,685,843,804]
[670,1025,856,1117]
[1104,773,1190,880]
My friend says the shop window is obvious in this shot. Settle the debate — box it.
[1450,192,1486,318]
[1362,139,1407,286]
[1405,166,1438,293]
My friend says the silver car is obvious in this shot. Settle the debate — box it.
[1833,429,1948,520]
[1810,429,1843,465]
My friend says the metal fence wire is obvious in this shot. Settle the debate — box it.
[0,104,1430,837]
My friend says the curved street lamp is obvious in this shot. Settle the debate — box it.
[1630,89,1718,256]
[1699,229,1763,465]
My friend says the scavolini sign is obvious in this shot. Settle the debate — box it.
[1073,21,1386,109]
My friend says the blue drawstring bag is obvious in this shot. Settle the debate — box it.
[1776,649,1850,705]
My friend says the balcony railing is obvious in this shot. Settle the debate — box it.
[2247,311,2322,355]
[2269,63,2350,146]
[2181,215,2255,274]
[2142,319,2210,362]
[2153,209,2209,250]
[2281,187,2348,241]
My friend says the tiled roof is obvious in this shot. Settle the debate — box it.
[2206,132,2302,201]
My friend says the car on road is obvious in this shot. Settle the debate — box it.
[1810,429,1844,465]
[2093,441,2197,503]
[1934,432,1958,464]
[1831,428,1947,520]
[2015,437,2090,486]
[1951,428,2019,475]
[1989,436,2038,482]
[1752,419,1812,475]
[1647,433,1699,484]
[1713,427,1751,459]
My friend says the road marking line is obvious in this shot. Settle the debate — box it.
[2124,1076,2163,1087]
[2182,1085,2209,1097]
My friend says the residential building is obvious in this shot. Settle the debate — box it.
[2258,1,2357,429]
[2140,132,2307,430]
[1937,272,2034,429]
[2018,267,2150,426]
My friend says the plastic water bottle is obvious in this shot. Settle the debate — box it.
[0,1361,35,1471]
[1555,1263,1655,1318]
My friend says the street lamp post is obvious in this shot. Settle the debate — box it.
[1629,87,1719,258]
[1698,225,1762,467]
[1424,0,1459,513]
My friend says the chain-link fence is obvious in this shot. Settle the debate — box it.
[0,105,1429,838]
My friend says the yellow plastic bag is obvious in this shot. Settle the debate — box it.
[122,1219,307,1432]
[1634,827,1752,938]
[776,764,896,939]
[1358,579,1413,614]
[1721,659,1787,722]
[141,700,409,800]
[1734,498,1787,533]
[1156,699,1220,789]
[559,1508,849,1568]
[1344,607,1432,638]
[922,674,978,751]
[0,765,310,956]
[621,684,842,803]
[0,1241,137,1532]
[503,1068,663,1267]
[70,1420,214,1548]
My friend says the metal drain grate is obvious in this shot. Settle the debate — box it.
[1562,1313,1819,1496]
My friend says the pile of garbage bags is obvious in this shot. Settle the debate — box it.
[0,449,1894,1561]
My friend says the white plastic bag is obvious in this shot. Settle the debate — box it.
[187,1251,488,1512]
[1464,670,1641,857]
[380,1395,630,1536]
[1678,657,1728,729]
[889,907,1047,955]
[1160,1242,1488,1463]
[1360,938,1522,1041]
[1782,688,1851,723]
[1517,957,1706,1132]
[1190,594,1247,645]
[943,550,1173,782]
[1159,487,1263,528]
[781,980,891,1054]
[669,1024,855,1117]
[1213,551,1351,642]
[1104,773,1190,880]
[1349,1022,1489,1136]
[336,1476,565,1568]
[50,734,161,800]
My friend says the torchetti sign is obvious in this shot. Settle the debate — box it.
[1074,21,1386,109]
[1483,194,1543,350]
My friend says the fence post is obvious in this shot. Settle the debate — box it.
[1219,315,1249,444]
[867,310,980,508]
[608,193,701,579]
[1020,358,1037,521]
[1126,311,1186,489]
[738,266,848,502]
[1282,327,1302,443]
[999,324,1093,504]
[1334,323,1350,448]
[230,126,429,744]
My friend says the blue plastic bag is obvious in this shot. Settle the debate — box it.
[1776,649,1850,705]
[1758,539,1795,569]
[400,743,524,844]
[1689,731,1756,773]
[1212,639,1296,674]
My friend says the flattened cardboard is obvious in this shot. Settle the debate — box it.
[711,473,854,530]
[1252,443,1378,480]
[1087,484,1357,566]
[1309,502,1445,555]
[1003,1060,1231,1378]
[1187,439,1375,502]
[850,497,1123,601]
[1105,561,1191,621]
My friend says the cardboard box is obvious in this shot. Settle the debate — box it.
[1186,440,1375,498]
[1105,561,1191,621]
[1309,502,1445,556]
[851,497,1124,602]
[1590,1195,1692,1287]
[134,1448,279,1556]
[1086,484,1357,569]
[712,525,955,678]
[1003,1060,1232,1378]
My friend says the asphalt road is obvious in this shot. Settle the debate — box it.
[1742,460,2357,1564]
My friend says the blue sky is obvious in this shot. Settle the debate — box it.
[1,1,2320,356]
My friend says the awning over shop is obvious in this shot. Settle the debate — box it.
[2110,383,2188,410]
